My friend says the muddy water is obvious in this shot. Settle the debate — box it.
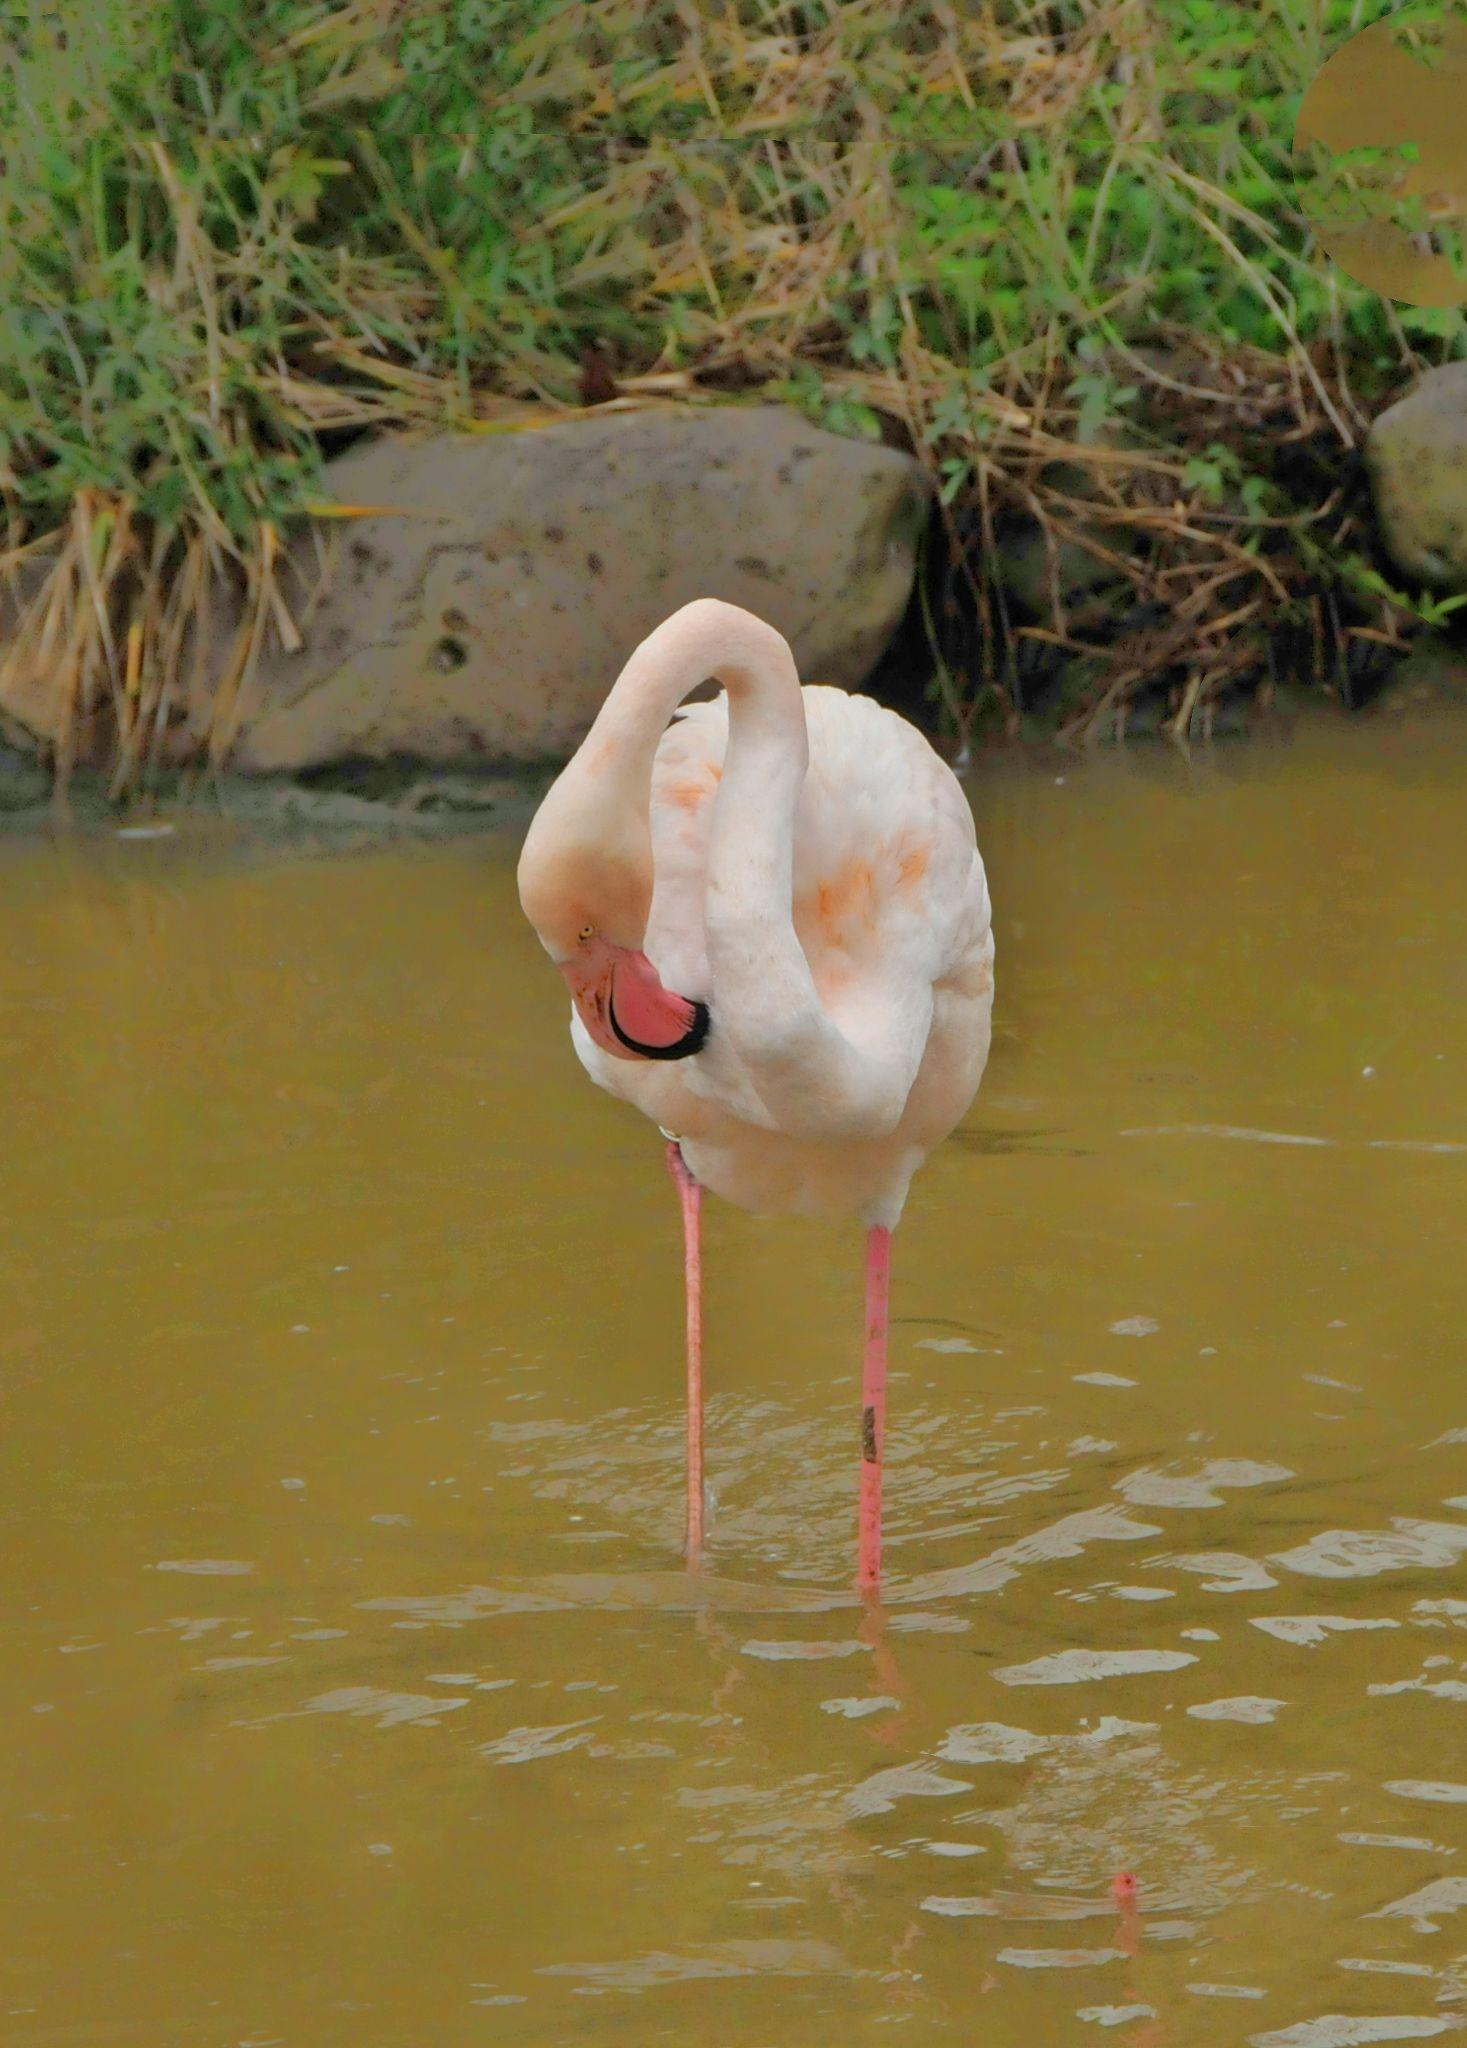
[1,719,1465,2047]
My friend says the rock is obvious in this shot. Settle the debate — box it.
[996,459,1136,621]
[0,740,50,811]
[1365,633,1467,718]
[1366,360,1467,587]
[233,405,929,772]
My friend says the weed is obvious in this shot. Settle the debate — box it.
[0,0,1463,790]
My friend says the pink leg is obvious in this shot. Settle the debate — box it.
[858,1224,892,1591]
[666,1141,704,1562]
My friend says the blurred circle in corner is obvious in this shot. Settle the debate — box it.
[1293,1,1467,308]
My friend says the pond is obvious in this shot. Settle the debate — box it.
[2,716,1464,2046]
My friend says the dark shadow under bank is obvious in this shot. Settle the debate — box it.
[868,442,1467,748]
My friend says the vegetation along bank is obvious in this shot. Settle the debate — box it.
[2,0,1466,808]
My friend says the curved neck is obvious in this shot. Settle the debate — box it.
[553,600,806,949]
[519,599,806,960]
[586,597,807,822]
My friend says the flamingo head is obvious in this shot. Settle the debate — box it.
[557,931,709,1062]
[517,825,708,1063]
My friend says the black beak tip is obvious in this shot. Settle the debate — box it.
[609,996,710,1062]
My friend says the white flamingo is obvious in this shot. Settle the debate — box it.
[517,598,994,1586]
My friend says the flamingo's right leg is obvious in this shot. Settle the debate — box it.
[666,1140,704,1563]
[857,1224,892,1591]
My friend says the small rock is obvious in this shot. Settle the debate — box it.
[1366,360,1467,588]
[1366,634,1467,718]
[997,460,1136,619]
[0,742,50,811]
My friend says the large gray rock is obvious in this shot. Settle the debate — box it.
[1366,360,1467,587]
[233,405,929,771]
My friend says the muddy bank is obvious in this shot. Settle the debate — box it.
[5,632,1464,849]
[0,750,549,850]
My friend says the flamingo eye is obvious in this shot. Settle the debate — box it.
[578,924,594,943]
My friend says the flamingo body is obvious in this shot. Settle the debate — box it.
[570,685,993,1226]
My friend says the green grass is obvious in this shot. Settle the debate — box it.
[1,0,1465,790]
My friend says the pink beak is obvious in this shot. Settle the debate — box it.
[560,940,709,1062]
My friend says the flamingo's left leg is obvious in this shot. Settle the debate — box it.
[666,1140,704,1562]
[858,1224,892,1590]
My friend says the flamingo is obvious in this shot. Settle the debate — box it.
[517,598,994,1587]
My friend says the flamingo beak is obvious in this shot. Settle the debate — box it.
[560,941,709,1062]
